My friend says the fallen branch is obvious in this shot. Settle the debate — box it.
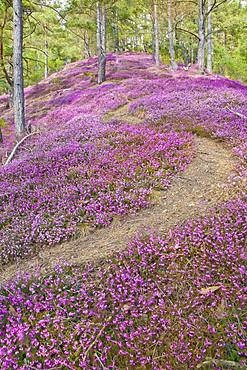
[4,131,39,166]
[227,107,247,120]
[82,315,112,361]
[197,358,246,369]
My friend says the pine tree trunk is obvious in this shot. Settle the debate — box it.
[223,31,227,48]
[153,2,160,66]
[44,33,49,78]
[151,16,155,61]
[180,42,190,66]
[97,2,106,84]
[84,30,91,58]
[13,0,25,139]
[197,0,206,73]
[8,85,13,108]
[168,0,177,70]
[112,8,119,52]
[207,0,213,73]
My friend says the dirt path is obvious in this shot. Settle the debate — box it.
[0,136,236,284]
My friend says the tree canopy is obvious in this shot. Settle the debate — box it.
[0,0,246,96]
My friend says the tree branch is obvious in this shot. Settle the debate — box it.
[175,27,200,40]
[5,132,39,166]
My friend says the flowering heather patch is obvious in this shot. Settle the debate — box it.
[0,53,246,260]
[0,53,202,263]
[0,53,246,369]
[0,198,246,369]
[0,117,193,263]
[129,76,247,160]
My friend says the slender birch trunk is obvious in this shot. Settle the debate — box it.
[13,0,25,139]
[168,0,177,70]
[97,2,101,54]
[153,2,160,66]
[207,0,213,73]
[102,5,106,52]
[97,2,106,84]
[197,0,206,72]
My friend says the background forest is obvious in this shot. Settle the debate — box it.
[0,0,247,97]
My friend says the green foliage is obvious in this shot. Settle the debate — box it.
[0,118,7,128]
[0,0,246,95]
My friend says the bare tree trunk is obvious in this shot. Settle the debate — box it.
[223,31,227,48]
[207,0,213,73]
[180,42,190,66]
[197,0,206,73]
[8,85,13,108]
[97,2,106,84]
[97,2,101,54]
[44,26,49,78]
[13,0,25,139]
[6,62,13,108]
[168,0,177,70]
[112,8,119,52]
[102,5,106,52]
[153,2,160,66]
[0,11,13,108]
[84,30,91,58]
[151,15,155,61]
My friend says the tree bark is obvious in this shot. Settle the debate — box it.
[84,30,91,58]
[101,5,106,52]
[223,31,227,48]
[97,2,106,84]
[180,42,190,66]
[151,15,155,61]
[8,85,13,108]
[13,0,25,139]
[168,0,177,70]
[1,11,13,108]
[153,2,160,67]
[97,2,101,54]
[207,0,213,73]
[44,26,49,78]
[112,8,119,52]
[197,0,206,73]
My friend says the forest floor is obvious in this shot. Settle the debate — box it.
[0,133,236,284]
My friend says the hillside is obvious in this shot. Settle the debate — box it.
[0,53,246,369]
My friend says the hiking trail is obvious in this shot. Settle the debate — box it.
[0,135,236,284]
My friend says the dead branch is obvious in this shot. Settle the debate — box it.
[197,358,246,369]
[82,315,112,361]
[227,107,247,120]
[4,131,39,166]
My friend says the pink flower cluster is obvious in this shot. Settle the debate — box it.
[0,198,246,369]
[0,54,198,263]
[0,118,193,263]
